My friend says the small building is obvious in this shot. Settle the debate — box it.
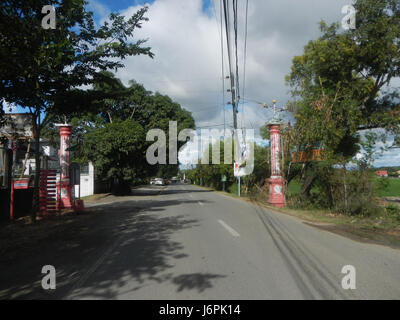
[74,162,94,198]
[0,139,95,220]
[375,170,388,177]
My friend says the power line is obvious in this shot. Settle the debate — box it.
[233,0,240,107]
[222,0,238,130]
[212,0,227,135]
[190,106,226,113]
[196,122,234,129]
[241,0,249,130]
[148,77,222,83]
[241,97,265,105]
[219,0,226,135]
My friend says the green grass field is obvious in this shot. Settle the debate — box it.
[287,177,400,197]
[287,180,301,196]
[377,178,400,197]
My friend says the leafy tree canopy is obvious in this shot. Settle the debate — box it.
[42,72,196,188]
[286,0,400,160]
[0,0,154,215]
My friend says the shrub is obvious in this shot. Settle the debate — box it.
[385,204,400,222]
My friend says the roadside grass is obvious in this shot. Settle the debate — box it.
[287,179,301,196]
[376,177,400,197]
[285,178,400,227]
[286,179,320,196]
[80,193,113,202]
[287,177,400,198]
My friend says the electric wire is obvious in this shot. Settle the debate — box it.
[241,0,249,132]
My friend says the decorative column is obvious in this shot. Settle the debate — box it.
[268,123,285,208]
[56,124,73,209]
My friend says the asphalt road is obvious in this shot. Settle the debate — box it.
[73,183,400,299]
[2,183,400,299]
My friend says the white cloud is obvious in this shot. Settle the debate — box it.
[2,101,19,113]
[107,0,399,166]
[87,0,110,20]
[113,0,352,130]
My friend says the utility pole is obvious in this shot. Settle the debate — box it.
[222,0,240,196]
[227,74,238,130]
[226,74,241,196]
[228,73,241,196]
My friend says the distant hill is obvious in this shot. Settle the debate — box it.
[374,166,400,177]
[374,166,400,171]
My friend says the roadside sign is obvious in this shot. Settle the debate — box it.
[10,178,30,220]
[234,162,247,177]
[13,179,29,189]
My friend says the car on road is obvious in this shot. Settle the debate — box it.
[171,177,178,184]
[153,178,165,186]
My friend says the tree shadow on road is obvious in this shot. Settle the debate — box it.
[0,197,225,299]
[172,273,226,293]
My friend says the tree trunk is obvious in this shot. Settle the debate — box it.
[300,172,315,199]
[343,163,348,212]
[30,110,41,222]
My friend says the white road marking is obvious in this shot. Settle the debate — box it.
[218,219,240,237]
[198,201,203,206]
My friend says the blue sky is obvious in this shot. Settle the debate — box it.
[96,0,211,12]
[94,0,154,11]
[87,0,211,16]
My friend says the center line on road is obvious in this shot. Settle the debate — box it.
[218,220,240,237]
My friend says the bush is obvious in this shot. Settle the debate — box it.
[228,183,239,196]
[110,179,131,196]
[385,204,400,222]
[290,162,385,216]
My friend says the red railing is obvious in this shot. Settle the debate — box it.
[39,169,59,217]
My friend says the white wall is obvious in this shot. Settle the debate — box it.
[74,162,94,198]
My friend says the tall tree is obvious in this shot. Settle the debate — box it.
[286,0,400,156]
[0,0,153,219]
[42,73,196,192]
[83,119,146,195]
[285,0,400,199]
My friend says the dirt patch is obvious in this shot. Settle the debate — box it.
[305,222,400,250]
[81,193,114,203]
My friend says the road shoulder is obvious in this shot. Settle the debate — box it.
[189,184,400,250]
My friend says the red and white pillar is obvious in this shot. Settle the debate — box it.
[268,123,284,208]
[56,124,73,209]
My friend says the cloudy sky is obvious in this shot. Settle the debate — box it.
[85,0,399,167]
[4,0,399,167]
